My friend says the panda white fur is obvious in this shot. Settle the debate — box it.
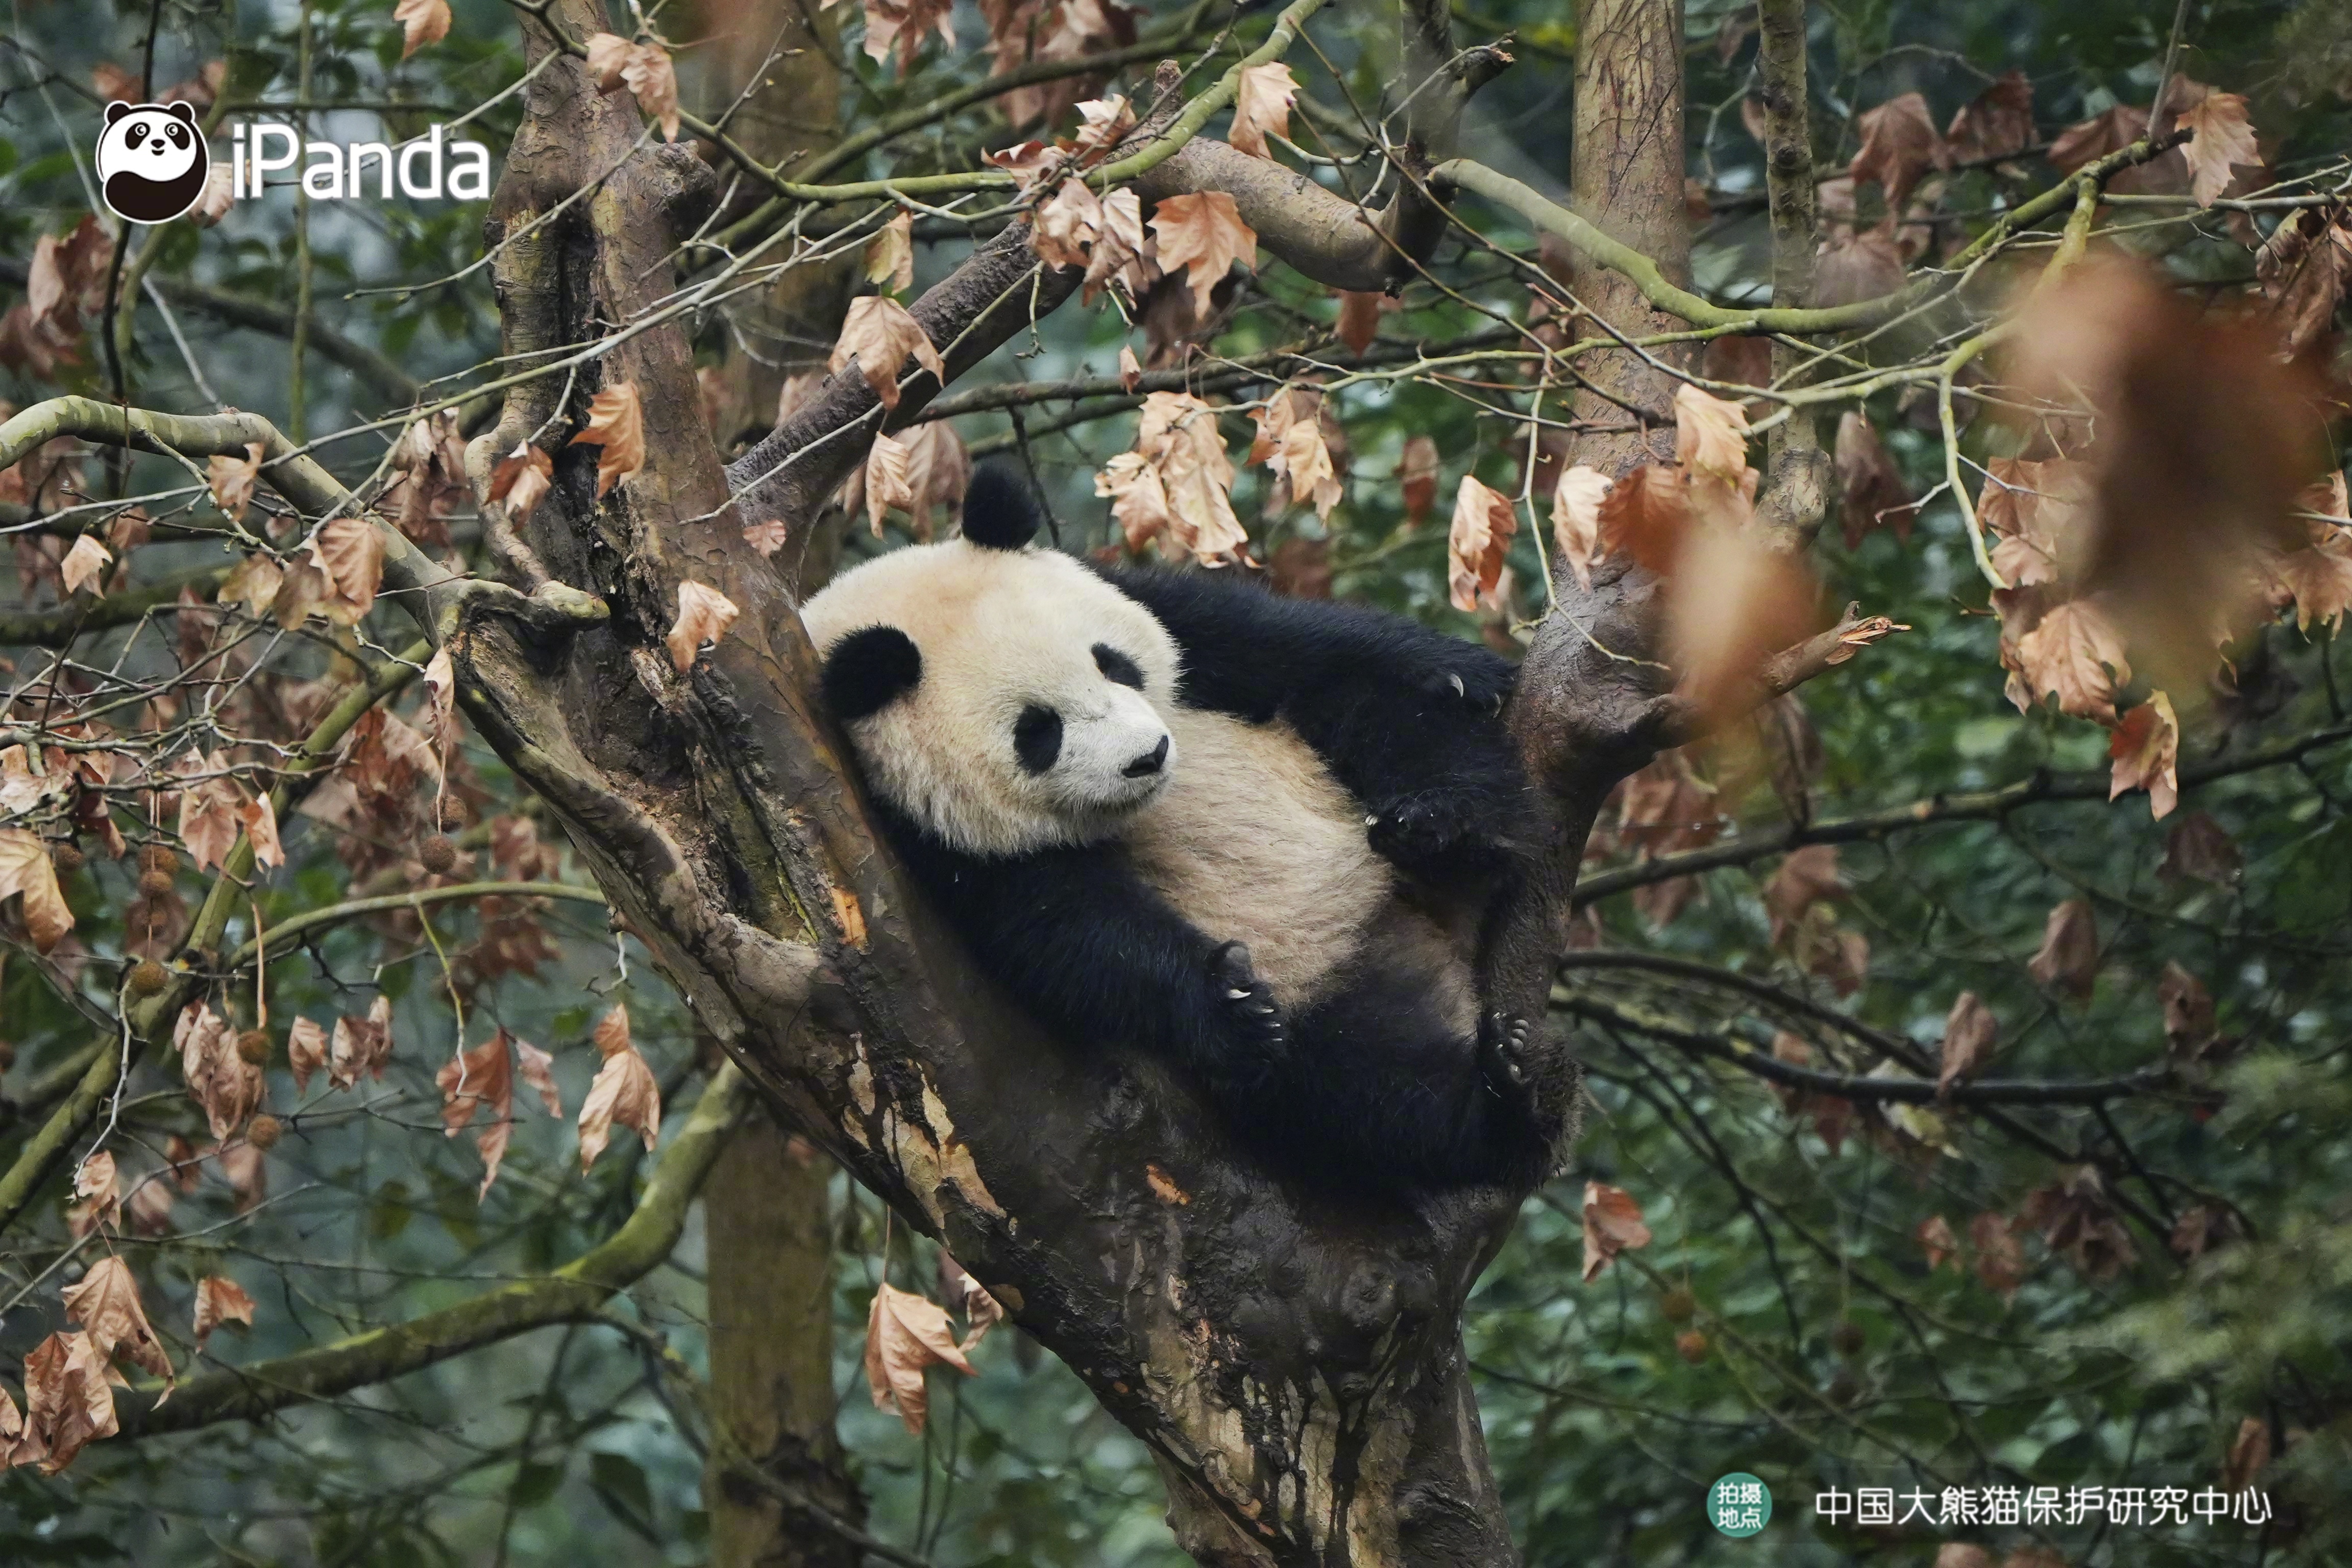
[801,466,1556,1190]
[95,101,209,226]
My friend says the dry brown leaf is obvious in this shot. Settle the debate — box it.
[436,1030,517,1198]
[22,1331,116,1473]
[2183,91,2258,209]
[1082,188,1154,305]
[864,1281,976,1435]
[1335,289,1381,356]
[2021,1165,2137,1280]
[328,996,395,1089]
[1969,1211,2026,1300]
[1148,192,1257,318]
[2109,691,2179,819]
[1813,222,1907,306]
[1938,991,1999,1092]
[1447,475,1517,614]
[2158,961,2217,1058]
[0,827,74,952]
[176,1000,263,1141]
[2013,597,2130,723]
[1850,91,1947,208]
[59,535,111,597]
[829,296,945,410]
[1397,435,1440,525]
[314,514,384,624]
[579,1005,662,1170]
[1580,1180,1652,1283]
[1917,1213,1959,1272]
[208,443,264,523]
[286,1016,329,1093]
[1945,70,2035,164]
[937,1253,1004,1354]
[1070,95,1136,164]
[899,422,970,541]
[489,443,554,523]
[1833,411,1915,547]
[1031,179,1101,271]
[666,580,741,674]
[1978,456,2087,589]
[2256,206,2352,358]
[1551,465,1609,590]
[61,1256,172,1381]
[2048,104,2148,174]
[743,518,790,557]
[1673,384,1752,487]
[862,0,958,74]
[69,1152,119,1237]
[393,0,452,59]
[1227,62,1298,159]
[239,791,282,871]
[177,763,242,875]
[515,1035,560,1117]
[2026,898,2100,1000]
[1597,463,1692,573]
[191,1275,255,1352]
[1250,388,1341,520]
[1099,391,1246,564]
[2224,1416,2271,1493]
[90,62,137,102]
[861,431,916,537]
[568,383,647,500]
[1116,343,1143,393]
[1761,844,1843,944]
[1662,511,1817,721]
[866,210,915,295]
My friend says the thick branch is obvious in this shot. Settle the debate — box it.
[116,1063,746,1438]
[0,566,230,648]
[227,880,608,970]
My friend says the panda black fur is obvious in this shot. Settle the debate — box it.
[802,466,1552,1190]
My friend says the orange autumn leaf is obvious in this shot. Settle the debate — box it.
[1337,290,1381,356]
[1396,435,1439,525]
[865,210,915,295]
[1917,1214,1959,1272]
[489,442,555,523]
[1447,475,1517,614]
[1673,383,1753,487]
[192,1275,256,1351]
[328,996,396,1089]
[2026,898,2100,1001]
[666,579,741,673]
[61,1255,173,1382]
[830,296,945,410]
[1117,344,1142,392]
[0,827,74,952]
[1938,990,1999,1092]
[1849,90,1947,208]
[862,430,917,537]
[1581,1180,1653,1283]
[2013,597,2131,723]
[568,383,646,500]
[1227,63,1298,159]
[313,513,383,624]
[2182,91,2258,208]
[208,442,265,522]
[286,1016,329,1093]
[1551,465,1610,590]
[436,1030,517,1199]
[21,1331,116,1473]
[2109,691,2179,819]
[1148,192,1257,318]
[579,1005,662,1170]
[393,0,452,59]
[863,1281,977,1435]
[59,534,110,597]
[175,1000,263,1141]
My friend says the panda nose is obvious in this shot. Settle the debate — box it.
[1122,735,1169,778]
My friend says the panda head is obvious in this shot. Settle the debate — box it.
[96,102,207,224]
[801,465,1181,856]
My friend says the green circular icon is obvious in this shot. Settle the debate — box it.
[1708,1472,1772,1537]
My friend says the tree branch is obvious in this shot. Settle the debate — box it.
[225,880,609,971]
[114,1063,747,1438]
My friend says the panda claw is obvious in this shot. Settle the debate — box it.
[1478,1011,1537,1101]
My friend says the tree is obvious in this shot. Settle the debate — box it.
[2,0,2350,1563]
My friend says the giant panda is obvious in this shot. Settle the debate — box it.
[800,465,1555,1190]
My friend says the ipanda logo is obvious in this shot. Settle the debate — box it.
[95,106,492,225]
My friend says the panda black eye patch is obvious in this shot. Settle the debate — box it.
[1092,644,1144,689]
[1013,704,1063,774]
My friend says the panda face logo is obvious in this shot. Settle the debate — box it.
[95,101,209,225]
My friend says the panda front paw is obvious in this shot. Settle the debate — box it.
[1477,1011,1536,1108]
[1365,790,1511,877]
[1419,657,1513,717]
[1209,941,1288,1057]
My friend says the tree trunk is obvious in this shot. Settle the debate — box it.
[703,1108,860,1568]
[440,4,1582,1563]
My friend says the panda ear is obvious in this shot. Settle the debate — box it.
[821,625,922,721]
[959,463,1042,551]
[105,102,132,127]
[167,102,197,125]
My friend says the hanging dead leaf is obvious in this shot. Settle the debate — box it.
[863,1281,976,1435]
[1098,391,1246,564]
[1397,435,1440,525]
[579,1005,662,1169]
[568,383,647,500]
[861,431,917,538]
[22,1331,116,1472]
[937,1253,1004,1354]
[69,1152,118,1236]
[1448,475,1517,614]
[2158,961,2217,1058]
[1938,991,1999,1092]
[490,443,555,523]
[516,1035,560,1117]
[191,1275,256,1352]
[1850,92,1947,209]
[61,1256,172,1381]
[1149,192,1257,318]
[1251,388,1341,520]
[1596,463,1692,573]
[1336,290,1381,356]
[1227,62,1298,159]
[866,210,915,295]
[239,792,282,871]
[2182,91,2258,209]
[829,296,945,411]
[1070,95,1136,164]
[1663,511,1818,721]
[1581,1180,1653,1283]
[328,995,395,1089]
[2013,597,2130,723]
[2048,104,2148,174]
[59,535,110,597]
[1813,223,1908,306]
[1031,179,1102,271]
[1969,1211,2026,1300]
[0,828,74,952]
[1550,465,1609,590]
[2025,898,2100,1000]
[899,420,970,541]
[286,1016,328,1093]
[1117,344,1142,392]
[2109,692,2179,819]
[1833,411,1915,547]
[666,580,741,673]
[1673,383,1752,487]
[176,999,263,1141]
[313,514,383,624]
[2162,812,2241,887]
[189,162,235,228]
[1945,71,2035,164]
[862,0,958,75]
[2021,1165,2138,1280]
[208,443,264,523]
[1917,1214,1959,1272]
[1761,844,1844,944]
[436,1030,518,1198]
[1082,188,1154,305]
[393,0,452,59]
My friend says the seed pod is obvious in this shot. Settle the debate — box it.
[1830,1319,1866,1357]
[246,1114,283,1151]
[1674,1330,1710,1364]
[235,1028,272,1065]
[51,842,86,874]
[137,868,176,899]
[419,836,458,875]
[127,959,169,996]
[438,796,468,831]
[1660,1286,1696,1324]
[140,844,177,873]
